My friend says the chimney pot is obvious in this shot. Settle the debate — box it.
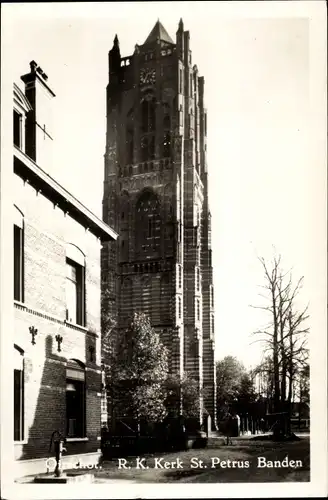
[30,60,38,72]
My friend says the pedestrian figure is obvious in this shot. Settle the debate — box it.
[225,413,234,445]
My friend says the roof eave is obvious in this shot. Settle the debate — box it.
[13,146,118,243]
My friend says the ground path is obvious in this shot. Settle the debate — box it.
[94,437,309,483]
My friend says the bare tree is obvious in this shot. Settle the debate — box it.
[251,254,309,434]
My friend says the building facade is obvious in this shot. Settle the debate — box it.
[102,20,216,426]
[12,62,117,476]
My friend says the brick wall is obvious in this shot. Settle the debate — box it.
[13,173,102,460]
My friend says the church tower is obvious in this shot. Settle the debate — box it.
[102,20,216,426]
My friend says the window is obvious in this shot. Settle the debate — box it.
[141,135,155,162]
[179,69,183,94]
[178,265,182,289]
[13,110,22,148]
[190,74,193,96]
[66,360,86,438]
[66,245,85,326]
[212,314,215,334]
[211,286,214,307]
[141,97,156,134]
[136,191,161,254]
[178,296,182,319]
[140,96,156,162]
[14,208,24,302]
[196,267,200,291]
[196,299,200,321]
[14,346,24,441]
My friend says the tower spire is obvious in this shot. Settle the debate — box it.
[108,33,121,81]
[143,20,174,45]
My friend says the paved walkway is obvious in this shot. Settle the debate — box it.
[15,435,310,484]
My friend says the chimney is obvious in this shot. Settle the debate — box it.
[21,61,55,174]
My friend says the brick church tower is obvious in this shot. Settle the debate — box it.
[102,20,216,427]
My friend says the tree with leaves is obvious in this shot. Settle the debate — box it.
[164,373,202,419]
[252,254,309,435]
[216,356,252,419]
[104,312,169,436]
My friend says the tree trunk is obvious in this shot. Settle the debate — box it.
[273,342,280,413]
[286,311,294,435]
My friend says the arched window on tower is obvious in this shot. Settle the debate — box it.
[141,97,156,133]
[140,95,156,162]
[135,190,161,256]
[141,135,155,162]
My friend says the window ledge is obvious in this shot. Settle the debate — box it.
[14,439,28,445]
[14,300,26,310]
[66,437,89,442]
[64,320,88,332]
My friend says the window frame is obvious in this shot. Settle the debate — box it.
[13,207,24,303]
[178,296,182,319]
[135,191,161,255]
[13,109,22,149]
[66,360,86,439]
[14,346,24,442]
[65,251,86,327]
[178,265,182,289]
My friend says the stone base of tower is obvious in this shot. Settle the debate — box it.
[203,338,217,430]
[183,324,203,425]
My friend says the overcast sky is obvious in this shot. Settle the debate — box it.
[4,1,326,368]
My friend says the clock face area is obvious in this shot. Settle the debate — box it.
[140,68,156,86]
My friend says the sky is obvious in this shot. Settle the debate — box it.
[3,1,326,369]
